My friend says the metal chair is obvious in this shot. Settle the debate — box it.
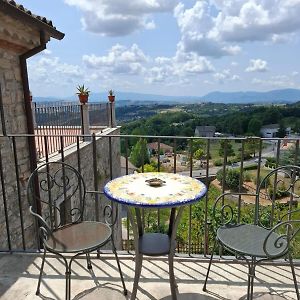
[27,161,127,300]
[203,165,300,300]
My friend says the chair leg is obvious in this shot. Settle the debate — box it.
[66,256,76,300]
[246,257,256,300]
[56,254,70,300]
[203,239,217,292]
[65,266,70,300]
[288,254,300,300]
[112,240,127,295]
[86,252,92,270]
[168,253,178,300]
[36,249,47,295]
[131,253,143,300]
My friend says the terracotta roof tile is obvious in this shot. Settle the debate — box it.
[0,0,64,39]
[3,0,55,27]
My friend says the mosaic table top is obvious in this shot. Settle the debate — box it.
[103,172,207,208]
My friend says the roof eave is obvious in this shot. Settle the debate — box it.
[0,1,65,40]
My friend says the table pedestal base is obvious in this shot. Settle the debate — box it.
[127,206,184,300]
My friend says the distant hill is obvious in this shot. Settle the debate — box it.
[202,89,300,103]
[34,92,201,105]
[74,92,201,104]
[33,88,300,104]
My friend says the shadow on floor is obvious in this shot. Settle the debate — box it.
[239,291,296,299]
[0,254,36,299]
[160,293,224,300]
[72,284,129,300]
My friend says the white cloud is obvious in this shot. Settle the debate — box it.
[146,47,215,84]
[245,59,268,72]
[213,0,300,42]
[64,0,176,36]
[29,56,82,83]
[42,49,52,56]
[174,0,300,59]
[252,74,296,88]
[83,44,148,75]
[213,69,240,83]
[231,74,241,81]
[27,55,88,97]
[174,2,241,58]
[271,33,294,44]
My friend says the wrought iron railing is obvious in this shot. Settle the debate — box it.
[0,133,299,256]
[33,102,110,158]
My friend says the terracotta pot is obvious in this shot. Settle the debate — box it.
[78,94,89,104]
[108,95,115,102]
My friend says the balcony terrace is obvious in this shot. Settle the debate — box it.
[0,130,300,299]
[2,2,299,299]
[0,252,299,299]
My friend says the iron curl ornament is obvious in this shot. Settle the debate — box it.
[27,162,86,229]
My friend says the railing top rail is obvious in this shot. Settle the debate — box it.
[1,133,300,141]
[34,101,107,106]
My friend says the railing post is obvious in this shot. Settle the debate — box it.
[31,101,37,129]
[80,103,91,141]
[109,101,116,127]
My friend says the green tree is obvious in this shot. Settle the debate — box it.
[292,120,300,134]
[219,140,235,157]
[277,122,286,138]
[130,138,150,168]
[263,107,282,124]
[280,146,296,165]
[247,118,262,136]
[194,148,205,160]
[245,139,261,157]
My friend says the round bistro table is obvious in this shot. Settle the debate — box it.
[104,172,207,300]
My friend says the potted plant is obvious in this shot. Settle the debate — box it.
[108,89,115,102]
[77,84,90,104]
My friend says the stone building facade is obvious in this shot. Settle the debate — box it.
[0,1,64,250]
[0,2,123,251]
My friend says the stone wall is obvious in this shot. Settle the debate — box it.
[0,9,43,250]
[0,17,36,249]
[0,11,122,251]
[0,136,32,250]
[0,128,122,251]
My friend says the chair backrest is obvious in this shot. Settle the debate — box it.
[212,165,300,229]
[255,165,300,229]
[27,161,86,233]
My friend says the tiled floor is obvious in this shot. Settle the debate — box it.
[0,253,298,299]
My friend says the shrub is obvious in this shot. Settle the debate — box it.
[244,171,252,182]
[226,168,241,190]
[243,164,257,171]
[216,168,241,190]
[216,169,224,183]
[227,157,239,165]
[214,159,223,166]
[236,150,252,160]
[255,175,270,187]
[268,184,289,199]
[266,157,276,164]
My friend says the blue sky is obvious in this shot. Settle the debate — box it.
[20,0,300,98]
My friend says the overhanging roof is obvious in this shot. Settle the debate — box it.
[0,0,64,40]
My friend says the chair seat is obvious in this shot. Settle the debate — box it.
[45,221,112,253]
[217,224,288,258]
